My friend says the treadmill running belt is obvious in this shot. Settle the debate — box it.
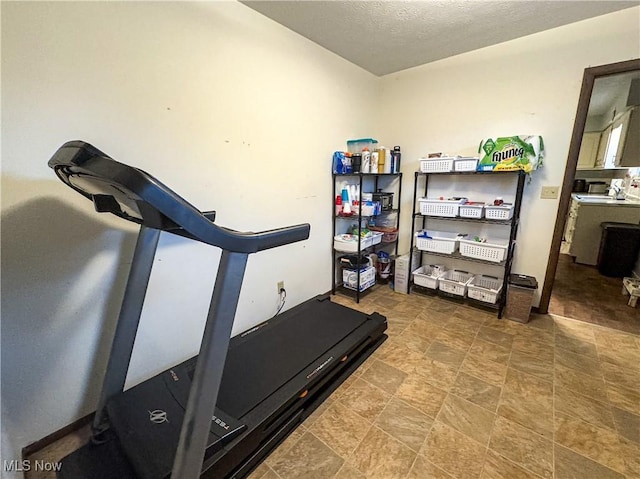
[216,300,365,417]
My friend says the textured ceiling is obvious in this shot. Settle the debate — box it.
[242,0,639,76]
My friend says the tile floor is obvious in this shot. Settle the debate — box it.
[549,254,640,335]
[26,286,640,479]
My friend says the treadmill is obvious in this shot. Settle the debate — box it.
[50,141,387,479]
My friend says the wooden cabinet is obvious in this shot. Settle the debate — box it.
[594,125,610,168]
[563,198,580,245]
[577,132,601,169]
[616,107,640,167]
[569,203,640,265]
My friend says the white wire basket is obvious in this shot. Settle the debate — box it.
[453,157,479,172]
[459,238,508,263]
[458,203,485,219]
[467,275,503,304]
[415,230,462,254]
[412,265,446,289]
[419,198,465,217]
[485,204,514,220]
[438,270,474,296]
[419,157,455,173]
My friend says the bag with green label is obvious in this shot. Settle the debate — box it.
[477,136,544,173]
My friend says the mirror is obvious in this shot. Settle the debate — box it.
[539,59,640,333]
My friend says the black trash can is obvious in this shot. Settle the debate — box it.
[598,222,640,278]
[505,274,538,323]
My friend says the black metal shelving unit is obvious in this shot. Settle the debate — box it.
[409,169,526,318]
[332,172,403,303]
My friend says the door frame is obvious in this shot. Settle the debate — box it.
[538,58,640,313]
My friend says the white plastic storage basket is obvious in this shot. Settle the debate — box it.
[453,157,479,172]
[438,270,474,296]
[458,203,485,219]
[485,204,514,220]
[419,157,455,173]
[459,238,508,263]
[412,265,446,289]
[342,265,376,292]
[419,198,465,217]
[467,275,503,304]
[415,231,462,254]
[333,232,383,253]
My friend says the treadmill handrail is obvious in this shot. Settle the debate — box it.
[48,141,310,253]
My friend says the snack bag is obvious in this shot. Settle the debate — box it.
[477,136,544,172]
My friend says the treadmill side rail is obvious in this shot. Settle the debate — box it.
[172,251,248,479]
[93,225,161,436]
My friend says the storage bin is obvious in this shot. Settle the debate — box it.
[458,202,485,219]
[347,138,378,154]
[438,270,474,296]
[342,265,376,292]
[357,203,376,216]
[419,157,455,173]
[453,157,479,172]
[505,274,538,323]
[467,275,503,304]
[459,238,508,262]
[485,204,514,220]
[419,198,465,217]
[333,232,383,253]
[415,230,463,254]
[369,226,398,243]
[412,265,446,289]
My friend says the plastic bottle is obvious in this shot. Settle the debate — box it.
[335,195,342,216]
[392,146,401,173]
[384,148,392,173]
[361,148,371,174]
[376,148,385,173]
[371,151,379,173]
[352,153,362,173]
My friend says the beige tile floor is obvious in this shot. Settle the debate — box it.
[250,286,640,479]
[27,286,640,479]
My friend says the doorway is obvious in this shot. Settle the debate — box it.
[539,58,640,333]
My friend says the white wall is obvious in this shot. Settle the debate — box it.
[377,7,640,306]
[1,1,378,470]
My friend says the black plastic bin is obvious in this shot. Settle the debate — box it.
[598,222,640,278]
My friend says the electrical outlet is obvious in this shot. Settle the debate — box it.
[541,186,559,199]
[277,281,285,293]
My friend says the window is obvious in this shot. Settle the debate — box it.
[604,123,623,168]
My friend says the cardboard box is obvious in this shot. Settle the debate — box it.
[394,251,421,294]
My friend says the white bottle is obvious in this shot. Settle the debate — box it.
[384,148,392,173]
[350,185,357,203]
[371,151,379,173]
[361,149,371,173]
